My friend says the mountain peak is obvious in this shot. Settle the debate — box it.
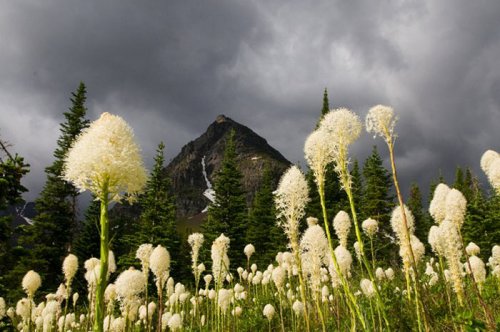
[215,114,230,123]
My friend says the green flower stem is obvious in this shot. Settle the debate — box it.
[93,179,109,332]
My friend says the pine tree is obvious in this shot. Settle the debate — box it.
[407,183,431,249]
[0,139,29,298]
[246,164,286,267]
[204,130,248,268]
[361,146,395,261]
[118,142,180,274]
[15,83,89,293]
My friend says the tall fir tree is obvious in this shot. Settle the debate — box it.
[15,82,89,294]
[246,164,287,267]
[118,142,181,274]
[203,130,248,268]
[361,146,395,261]
[407,183,431,250]
[0,139,29,299]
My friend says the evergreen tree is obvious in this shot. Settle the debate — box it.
[361,146,395,261]
[316,88,330,128]
[246,164,286,267]
[0,139,29,299]
[118,142,180,274]
[203,130,247,268]
[350,159,363,216]
[15,83,89,293]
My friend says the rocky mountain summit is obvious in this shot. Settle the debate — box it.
[165,114,291,219]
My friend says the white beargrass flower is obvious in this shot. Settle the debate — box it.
[63,112,147,203]
[429,183,451,224]
[365,105,398,143]
[481,150,500,191]
[335,245,353,277]
[150,245,170,289]
[300,223,329,293]
[115,268,146,299]
[136,244,153,272]
[445,189,467,228]
[318,108,362,190]
[333,211,351,247]
[465,255,486,291]
[104,284,117,303]
[217,289,233,312]
[362,218,378,238]
[275,165,309,251]
[390,205,415,240]
[292,300,304,315]
[466,242,481,256]
[62,254,78,282]
[428,225,445,256]
[188,233,204,274]
[360,279,375,298]
[0,297,6,318]
[211,234,230,285]
[385,268,395,280]
[304,129,335,187]
[353,241,362,262]
[272,266,286,290]
[16,298,31,320]
[244,244,255,260]
[375,267,386,281]
[233,306,243,317]
[440,219,464,301]
[167,313,182,330]
[22,270,42,298]
[263,304,275,321]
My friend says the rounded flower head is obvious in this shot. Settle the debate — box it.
[429,183,451,224]
[211,234,231,284]
[188,233,204,262]
[62,254,78,282]
[333,211,351,247]
[292,300,304,315]
[466,255,486,287]
[150,245,170,282]
[136,243,153,271]
[480,150,500,190]
[275,165,309,242]
[0,297,6,318]
[365,105,398,143]
[390,205,415,240]
[362,218,378,238]
[244,244,255,259]
[445,189,467,228]
[360,279,375,298]
[466,242,480,256]
[22,270,41,297]
[263,304,275,321]
[428,225,445,256]
[319,108,362,147]
[304,129,335,182]
[115,268,146,299]
[167,313,183,331]
[63,112,147,203]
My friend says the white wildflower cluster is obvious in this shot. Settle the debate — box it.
[365,105,398,144]
[333,211,351,247]
[63,112,147,203]
[425,260,439,286]
[22,270,41,298]
[390,205,424,270]
[188,233,204,275]
[62,254,78,284]
[211,234,230,285]
[304,129,335,186]
[300,222,330,294]
[362,218,378,238]
[150,245,171,290]
[481,150,500,192]
[244,244,255,260]
[360,279,376,298]
[275,166,309,251]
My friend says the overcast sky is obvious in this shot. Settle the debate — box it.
[1,0,499,205]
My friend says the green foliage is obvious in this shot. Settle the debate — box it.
[246,164,286,267]
[13,82,89,294]
[408,182,432,250]
[204,130,248,268]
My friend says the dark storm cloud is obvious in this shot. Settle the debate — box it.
[0,0,499,203]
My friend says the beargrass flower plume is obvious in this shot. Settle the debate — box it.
[188,233,204,275]
[333,211,351,247]
[300,223,329,294]
[0,297,5,319]
[429,183,451,224]
[440,219,464,303]
[292,300,304,316]
[62,254,78,283]
[390,205,415,240]
[360,279,376,298]
[399,235,425,269]
[304,129,335,188]
[365,105,398,143]
[22,270,41,298]
[428,226,445,256]
[136,244,153,273]
[272,266,286,290]
[362,218,378,238]
[217,289,232,313]
[62,112,147,203]
[167,313,182,331]
[150,245,170,332]
[211,234,231,285]
[244,244,255,261]
[115,268,147,300]
[445,189,467,228]
[465,255,486,292]
[466,242,481,256]
[263,304,276,320]
[481,150,500,191]
[274,165,309,250]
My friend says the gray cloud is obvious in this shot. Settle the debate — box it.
[0,0,499,204]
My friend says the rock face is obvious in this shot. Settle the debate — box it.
[165,115,291,219]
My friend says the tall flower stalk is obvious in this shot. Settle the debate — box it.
[304,129,365,329]
[274,165,311,332]
[366,105,428,331]
[63,112,147,332]
[319,108,390,330]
